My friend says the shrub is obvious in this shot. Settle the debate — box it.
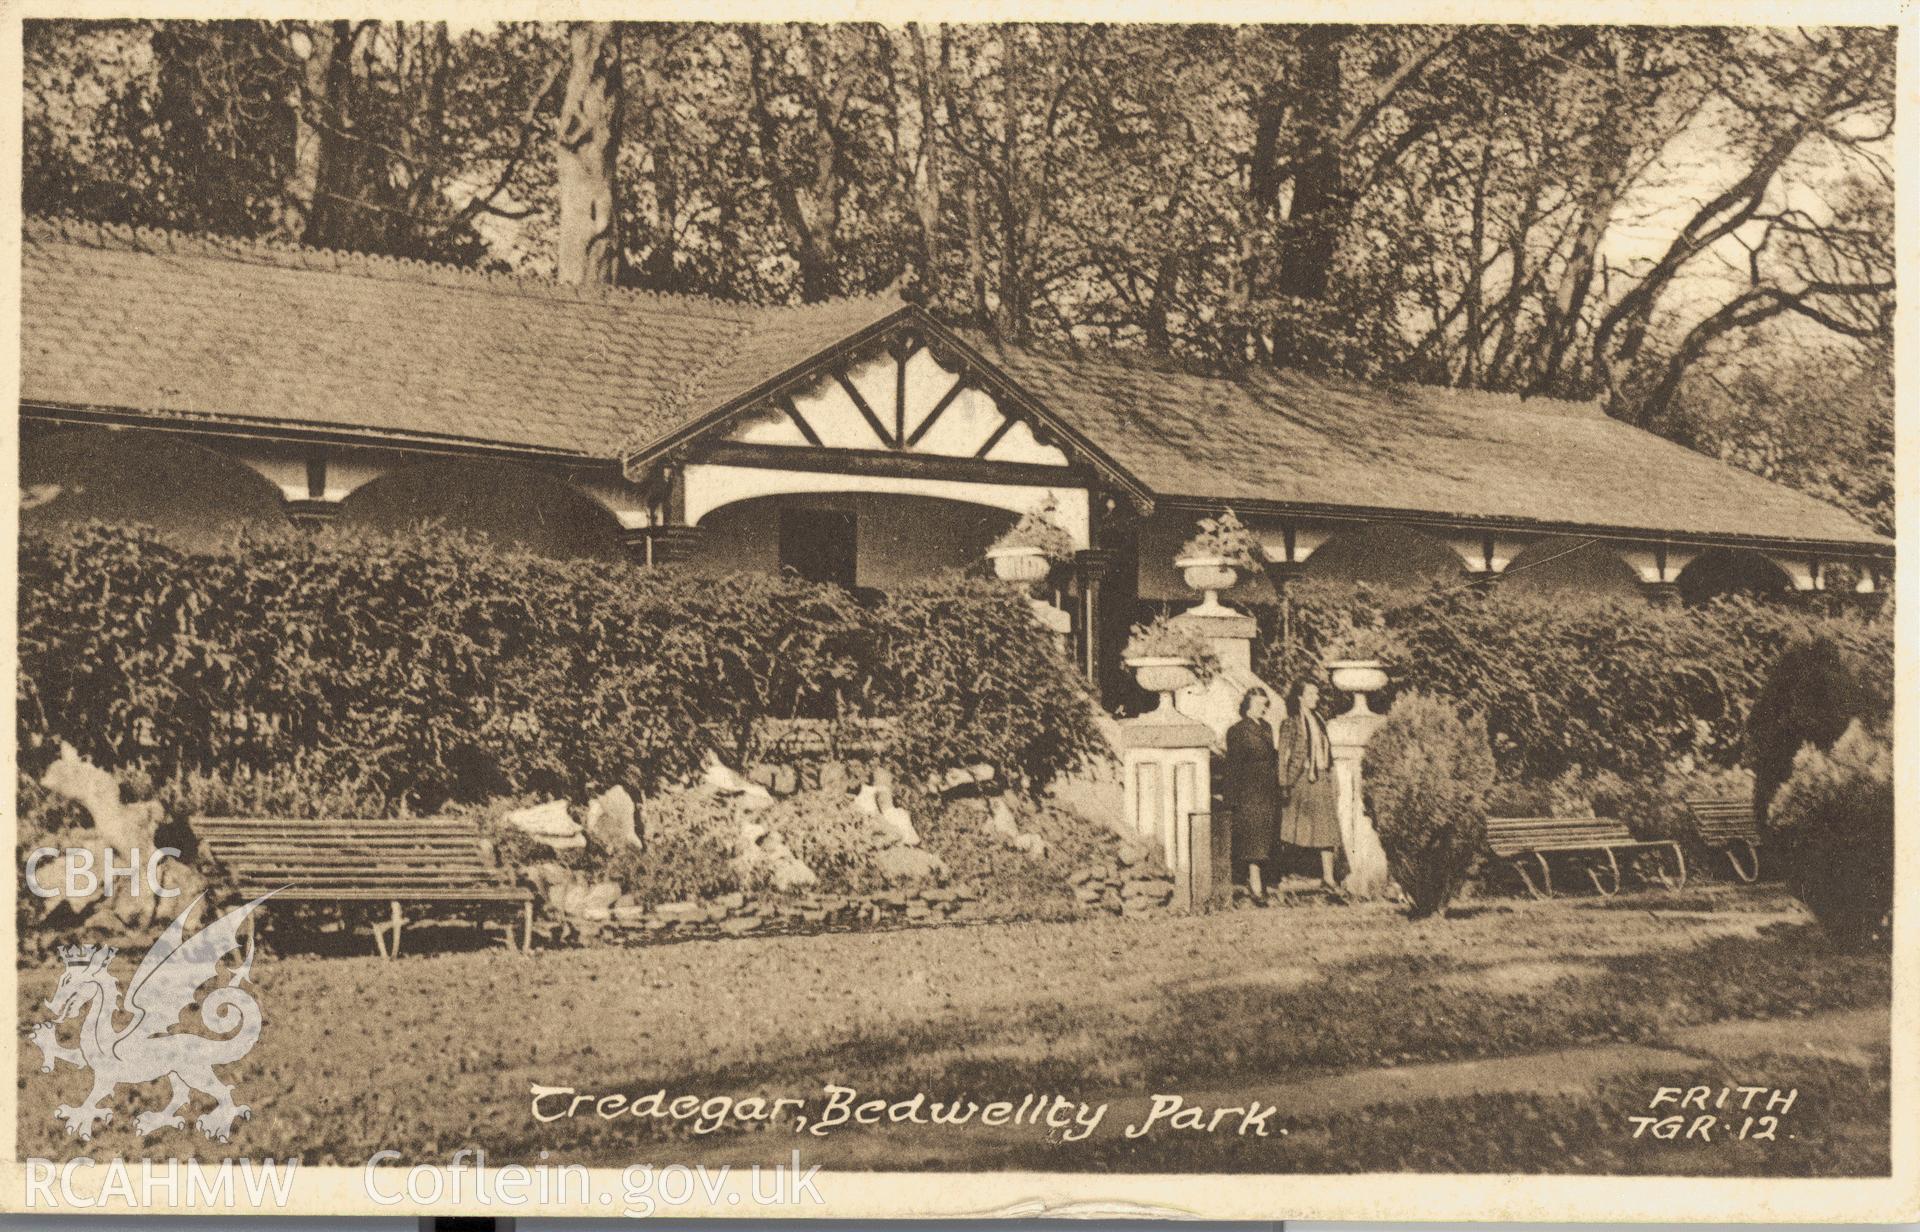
[1748,635,1883,821]
[1764,721,1893,950]
[621,791,741,905]
[20,525,1102,814]
[1584,763,1757,844]
[1364,691,1497,919]
[1252,581,1891,785]
[876,573,1107,791]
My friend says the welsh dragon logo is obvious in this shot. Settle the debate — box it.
[29,892,273,1142]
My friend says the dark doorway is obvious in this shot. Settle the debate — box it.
[779,508,858,588]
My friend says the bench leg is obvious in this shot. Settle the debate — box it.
[1586,849,1622,896]
[1727,840,1759,883]
[1511,855,1551,899]
[522,900,535,954]
[389,901,405,960]
[1664,842,1687,891]
[371,911,389,960]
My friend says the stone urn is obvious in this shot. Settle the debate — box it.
[1174,554,1241,615]
[1325,659,1390,716]
[987,545,1052,589]
[1126,656,1198,720]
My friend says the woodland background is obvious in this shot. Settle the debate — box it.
[22,21,1895,534]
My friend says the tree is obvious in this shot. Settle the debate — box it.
[553,22,622,285]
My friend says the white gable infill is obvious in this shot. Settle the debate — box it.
[620,309,1155,514]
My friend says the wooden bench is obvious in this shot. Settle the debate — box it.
[1686,797,1762,883]
[1485,817,1686,898]
[192,816,534,958]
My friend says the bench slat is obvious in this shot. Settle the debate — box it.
[192,815,525,907]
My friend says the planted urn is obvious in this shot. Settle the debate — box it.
[1321,615,1402,716]
[1123,615,1217,719]
[987,493,1074,590]
[1175,508,1259,614]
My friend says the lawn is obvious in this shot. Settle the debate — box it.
[16,882,1890,1174]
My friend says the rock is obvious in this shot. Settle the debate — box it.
[611,904,649,923]
[1117,840,1152,867]
[732,823,817,891]
[852,784,880,815]
[932,763,998,796]
[505,799,586,850]
[521,862,574,901]
[986,797,1022,838]
[1011,832,1048,859]
[718,917,762,936]
[703,753,773,809]
[919,886,958,903]
[585,786,641,852]
[816,761,851,796]
[40,743,162,851]
[878,805,920,847]
[654,901,707,924]
[715,891,747,910]
[874,845,947,885]
[580,880,621,914]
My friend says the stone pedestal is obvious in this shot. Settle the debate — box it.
[1170,609,1262,742]
[1327,705,1394,899]
[1119,714,1215,909]
[1028,597,1072,659]
[1170,610,1256,674]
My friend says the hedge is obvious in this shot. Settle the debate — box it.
[19,524,1104,812]
[1251,580,1892,784]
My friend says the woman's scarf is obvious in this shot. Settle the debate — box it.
[1299,709,1333,782]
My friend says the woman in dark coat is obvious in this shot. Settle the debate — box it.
[1279,678,1342,889]
[1224,686,1282,898]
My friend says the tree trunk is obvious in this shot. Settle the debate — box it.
[554,22,622,285]
[283,20,355,250]
[907,25,946,290]
[962,174,991,330]
[1276,25,1345,306]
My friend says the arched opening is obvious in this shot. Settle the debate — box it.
[693,491,1020,591]
[1676,549,1794,605]
[22,427,292,551]
[337,460,626,561]
[1498,536,1643,600]
[1300,522,1466,592]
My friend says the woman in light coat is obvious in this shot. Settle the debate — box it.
[1278,678,1342,890]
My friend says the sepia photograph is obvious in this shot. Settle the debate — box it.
[4,10,1909,1221]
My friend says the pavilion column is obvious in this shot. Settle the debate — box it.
[1073,548,1116,690]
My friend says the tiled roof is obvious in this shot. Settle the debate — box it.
[19,218,1889,550]
[964,334,1890,548]
[19,217,905,459]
